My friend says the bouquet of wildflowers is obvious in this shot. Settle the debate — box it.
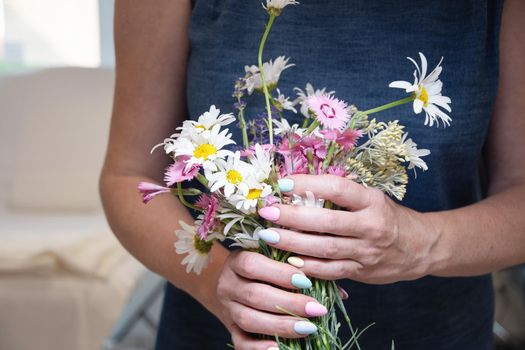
[138,1,451,348]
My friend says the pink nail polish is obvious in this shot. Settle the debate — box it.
[258,206,280,221]
[337,286,349,300]
[305,301,328,317]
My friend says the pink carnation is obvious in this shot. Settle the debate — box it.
[307,94,350,130]
[320,128,362,151]
[137,182,170,204]
[335,129,362,150]
[326,165,347,177]
[298,136,327,159]
[195,194,219,240]
[241,143,275,157]
[164,156,200,186]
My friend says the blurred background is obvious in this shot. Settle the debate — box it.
[0,0,523,349]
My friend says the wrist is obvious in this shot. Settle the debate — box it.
[182,243,230,321]
[422,211,453,277]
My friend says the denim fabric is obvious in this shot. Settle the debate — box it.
[156,1,503,349]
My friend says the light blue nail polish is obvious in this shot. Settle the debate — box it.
[291,274,312,289]
[294,321,318,335]
[278,178,294,192]
[258,229,280,244]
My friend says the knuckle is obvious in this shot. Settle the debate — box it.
[236,310,254,332]
[216,278,229,300]
[361,248,381,266]
[238,253,258,277]
[243,284,261,306]
[321,238,340,259]
[328,177,347,198]
[333,261,348,279]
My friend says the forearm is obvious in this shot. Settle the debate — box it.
[427,183,525,277]
[100,172,229,311]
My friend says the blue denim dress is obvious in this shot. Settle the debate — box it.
[155,1,504,349]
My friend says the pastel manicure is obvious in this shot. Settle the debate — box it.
[278,178,294,192]
[258,229,280,244]
[337,285,349,300]
[294,321,318,335]
[291,273,312,289]
[287,256,305,268]
[258,206,280,221]
[305,301,328,317]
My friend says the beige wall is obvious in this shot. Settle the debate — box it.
[2,0,100,67]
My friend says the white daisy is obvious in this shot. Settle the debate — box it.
[244,56,294,95]
[173,124,234,171]
[228,183,273,212]
[274,89,297,113]
[179,105,236,139]
[262,0,299,16]
[248,144,273,182]
[229,228,262,249]
[207,151,251,197]
[291,190,325,208]
[272,117,304,136]
[174,220,215,275]
[402,133,430,171]
[389,52,452,127]
[293,83,335,118]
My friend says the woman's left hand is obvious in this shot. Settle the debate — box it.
[257,174,441,284]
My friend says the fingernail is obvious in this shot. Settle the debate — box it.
[305,301,328,317]
[258,229,280,244]
[287,256,305,268]
[258,206,280,221]
[294,321,318,335]
[278,178,294,192]
[337,285,349,300]
[267,347,279,350]
[291,273,312,289]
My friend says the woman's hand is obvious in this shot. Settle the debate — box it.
[215,250,329,349]
[257,174,441,284]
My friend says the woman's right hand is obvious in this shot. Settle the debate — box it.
[216,250,329,350]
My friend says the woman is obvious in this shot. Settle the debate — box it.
[100,0,525,349]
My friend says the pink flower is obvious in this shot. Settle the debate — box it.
[164,156,200,186]
[138,182,170,204]
[326,165,346,177]
[241,143,275,157]
[264,195,281,207]
[335,129,362,150]
[307,94,350,130]
[298,136,327,159]
[195,194,219,240]
[279,152,309,177]
[276,135,300,156]
[320,128,362,151]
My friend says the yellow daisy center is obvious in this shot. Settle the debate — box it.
[246,188,263,200]
[193,143,217,160]
[226,170,243,184]
[193,236,213,254]
[418,86,429,107]
[195,124,206,130]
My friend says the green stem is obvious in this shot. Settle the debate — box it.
[196,173,209,187]
[237,98,249,149]
[305,119,320,136]
[258,14,276,145]
[176,182,199,211]
[322,141,337,171]
[361,95,415,115]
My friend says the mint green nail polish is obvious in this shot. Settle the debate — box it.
[291,273,312,289]
[294,321,318,335]
[278,178,294,192]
